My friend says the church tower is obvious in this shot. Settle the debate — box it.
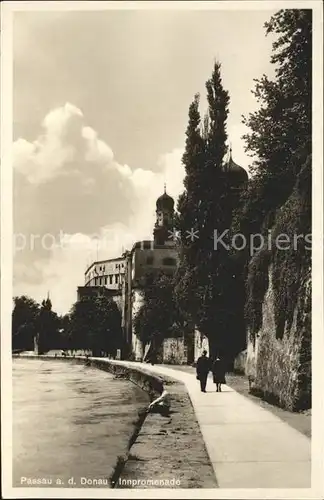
[153,184,175,246]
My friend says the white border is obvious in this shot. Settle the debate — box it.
[1,1,323,498]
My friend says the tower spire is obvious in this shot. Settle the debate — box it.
[164,182,166,194]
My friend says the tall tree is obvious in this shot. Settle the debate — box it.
[174,93,205,320]
[12,296,39,351]
[37,296,60,354]
[92,296,123,357]
[175,61,233,359]
[69,295,122,356]
[134,271,183,349]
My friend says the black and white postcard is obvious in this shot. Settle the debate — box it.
[1,1,323,498]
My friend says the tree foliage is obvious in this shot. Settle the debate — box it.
[134,271,185,347]
[12,292,122,357]
[236,9,312,342]
[12,295,64,352]
[12,296,40,351]
[68,295,122,356]
[240,9,312,237]
[37,297,60,354]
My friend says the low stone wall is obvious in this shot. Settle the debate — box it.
[16,354,165,401]
[88,357,166,401]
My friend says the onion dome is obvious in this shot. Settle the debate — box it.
[223,147,248,188]
[156,184,175,211]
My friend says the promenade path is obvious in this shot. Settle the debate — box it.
[108,360,311,488]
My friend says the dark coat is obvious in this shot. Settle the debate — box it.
[196,355,211,378]
[212,359,226,384]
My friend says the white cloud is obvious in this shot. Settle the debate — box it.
[13,104,186,314]
[42,102,83,136]
[13,103,83,184]
[82,126,114,164]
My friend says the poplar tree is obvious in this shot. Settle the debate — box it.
[37,297,59,354]
[175,62,232,359]
[174,93,205,320]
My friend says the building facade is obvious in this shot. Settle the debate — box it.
[85,257,125,290]
[123,186,179,359]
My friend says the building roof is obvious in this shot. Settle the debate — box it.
[130,240,176,253]
[156,184,175,211]
[223,147,248,187]
[85,256,124,275]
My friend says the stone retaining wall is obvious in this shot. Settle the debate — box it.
[88,357,166,401]
[15,354,165,402]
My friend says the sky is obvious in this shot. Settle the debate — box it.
[12,7,277,315]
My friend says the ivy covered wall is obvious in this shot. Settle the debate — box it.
[245,160,311,410]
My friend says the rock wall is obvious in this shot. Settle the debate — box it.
[162,337,188,364]
[246,264,311,410]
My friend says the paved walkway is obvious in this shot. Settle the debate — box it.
[109,360,311,488]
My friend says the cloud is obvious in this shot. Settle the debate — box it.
[14,103,110,185]
[13,103,185,314]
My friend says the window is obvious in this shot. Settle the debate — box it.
[105,277,107,285]
[162,257,176,266]
[115,274,119,284]
[109,275,113,285]
[146,256,154,265]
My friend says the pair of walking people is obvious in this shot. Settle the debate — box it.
[196,350,226,392]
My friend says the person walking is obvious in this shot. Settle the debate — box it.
[196,350,211,393]
[212,356,226,392]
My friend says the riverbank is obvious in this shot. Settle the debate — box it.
[117,378,217,489]
[14,354,217,489]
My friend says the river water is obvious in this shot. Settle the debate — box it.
[12,358,149,488]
